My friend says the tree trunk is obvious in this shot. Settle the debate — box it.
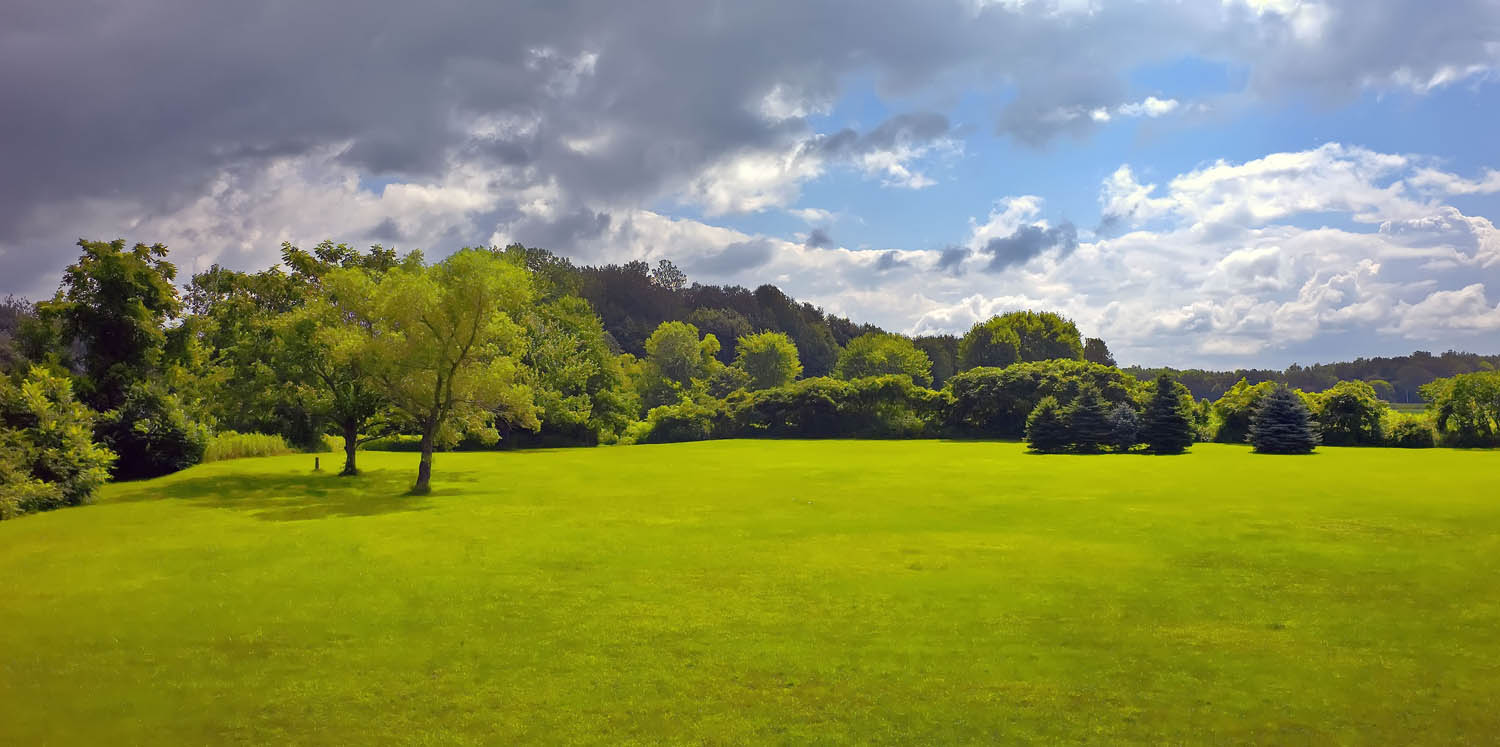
[340,420,359,476]
[411,426,436,495]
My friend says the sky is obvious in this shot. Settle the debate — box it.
[2,0,1499,368]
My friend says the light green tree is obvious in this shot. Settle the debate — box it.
[834,333,932,386]
[323,249,539,494]
[735,331,803,390]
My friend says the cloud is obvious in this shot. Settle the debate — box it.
[804,227,834,248]
[979,222,1078,271]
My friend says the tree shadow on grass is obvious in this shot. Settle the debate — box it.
[108,467,481,522]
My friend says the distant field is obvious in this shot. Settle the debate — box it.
[3,441,1499,743]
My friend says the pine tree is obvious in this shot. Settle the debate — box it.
[1065,384,1112,452]
[1250,386,1319,454]
[1106,402,1139,452]
[1141,374,1194,454]
[1025,395,1071,453]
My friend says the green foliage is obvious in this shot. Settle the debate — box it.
[1385,415,1437,448]
[1025,396,1070,453]
[202,431,295,463]
[686,308,753,364]
[1064,385,1112,453]
[944,359,1141,438]
[729,375,947,439]
[1211,378,1281,444]
[634,398,724,444]
[645,321,719,386]
[1141,374,1195,455]
[1250,386,1319,455]
[522,295,636,445]
[834,333,932,386]
[40,239,183,411]
[1421,371,1500,447]
[1083,337,1116,367]
[0,367,115,518]
[912,335,959,387]
[734,331,803,390]
[1106,402,1140,452]
[323,249,540,493]
[95,382,208,480]
[957,317,1021,370]
[1311,381,1385,446]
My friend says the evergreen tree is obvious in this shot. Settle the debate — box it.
[1025,395,1071,453]
[1250,386,1319,454]
[1106,402,1139,452]
[1141,374,1194,454]
[1065,384,1111,452]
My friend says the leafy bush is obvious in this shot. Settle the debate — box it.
[1386,417,1436,448]
[728,375,945,439]
[945,360,1140,438]
[636,398,724,444]
[1,367,116,519]
[202,430,294,462]
[1311,381,1385,446]
[1421,371,1500,447]
[95,383,208,480]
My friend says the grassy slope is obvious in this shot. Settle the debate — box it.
[2,441,1498,743]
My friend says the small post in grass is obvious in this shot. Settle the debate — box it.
[314,456,321,472]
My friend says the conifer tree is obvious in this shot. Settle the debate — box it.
[1065,384,1112,452]
[1141,374,1194,454]
[1250,385,1319,454]
[1106,402,1139,452]
[1025,395,1071,453]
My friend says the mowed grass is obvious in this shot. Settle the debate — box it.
[2,442,1499,743]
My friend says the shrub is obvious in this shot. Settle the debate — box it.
[1386,417,1436,448]
[95,383,208,480]
[1421,371,1500,447]
[1250,386,1319,455]
[944,359,1140,438]
[1312,381,1385,446]
[1,366,116,519]
[637,398,723,444]
[202,430,294,462]
[1025,396,1070,453]
[733,378,853,438]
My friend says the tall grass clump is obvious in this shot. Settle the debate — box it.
[202,431,294,463]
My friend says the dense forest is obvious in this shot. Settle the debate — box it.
[3,239,1498,520]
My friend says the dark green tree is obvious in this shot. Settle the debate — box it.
[40,239,181,411]
[1064,384,1112,452]
[1141,374,1194,454]
[1250,386,1319,454]
[1105,402,1139,452]
[1025,396,1071,453]
[734,331,802,390]
[957,317,1021,370]
[1083,337,1116,367]
[1311,380,1384,446]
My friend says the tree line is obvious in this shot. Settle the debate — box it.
[2,239,1497,519]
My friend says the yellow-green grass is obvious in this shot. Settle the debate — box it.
[2,441,1498,743]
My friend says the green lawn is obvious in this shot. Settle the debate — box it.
[3,441,1499,743]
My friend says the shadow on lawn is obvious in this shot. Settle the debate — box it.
[111,468,481,522]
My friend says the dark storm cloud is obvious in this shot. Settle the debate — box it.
[804,228,834,248]
[980,221,1077,271]
[1,0,1496,293]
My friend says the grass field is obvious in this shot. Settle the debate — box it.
[3,441,1499,743]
